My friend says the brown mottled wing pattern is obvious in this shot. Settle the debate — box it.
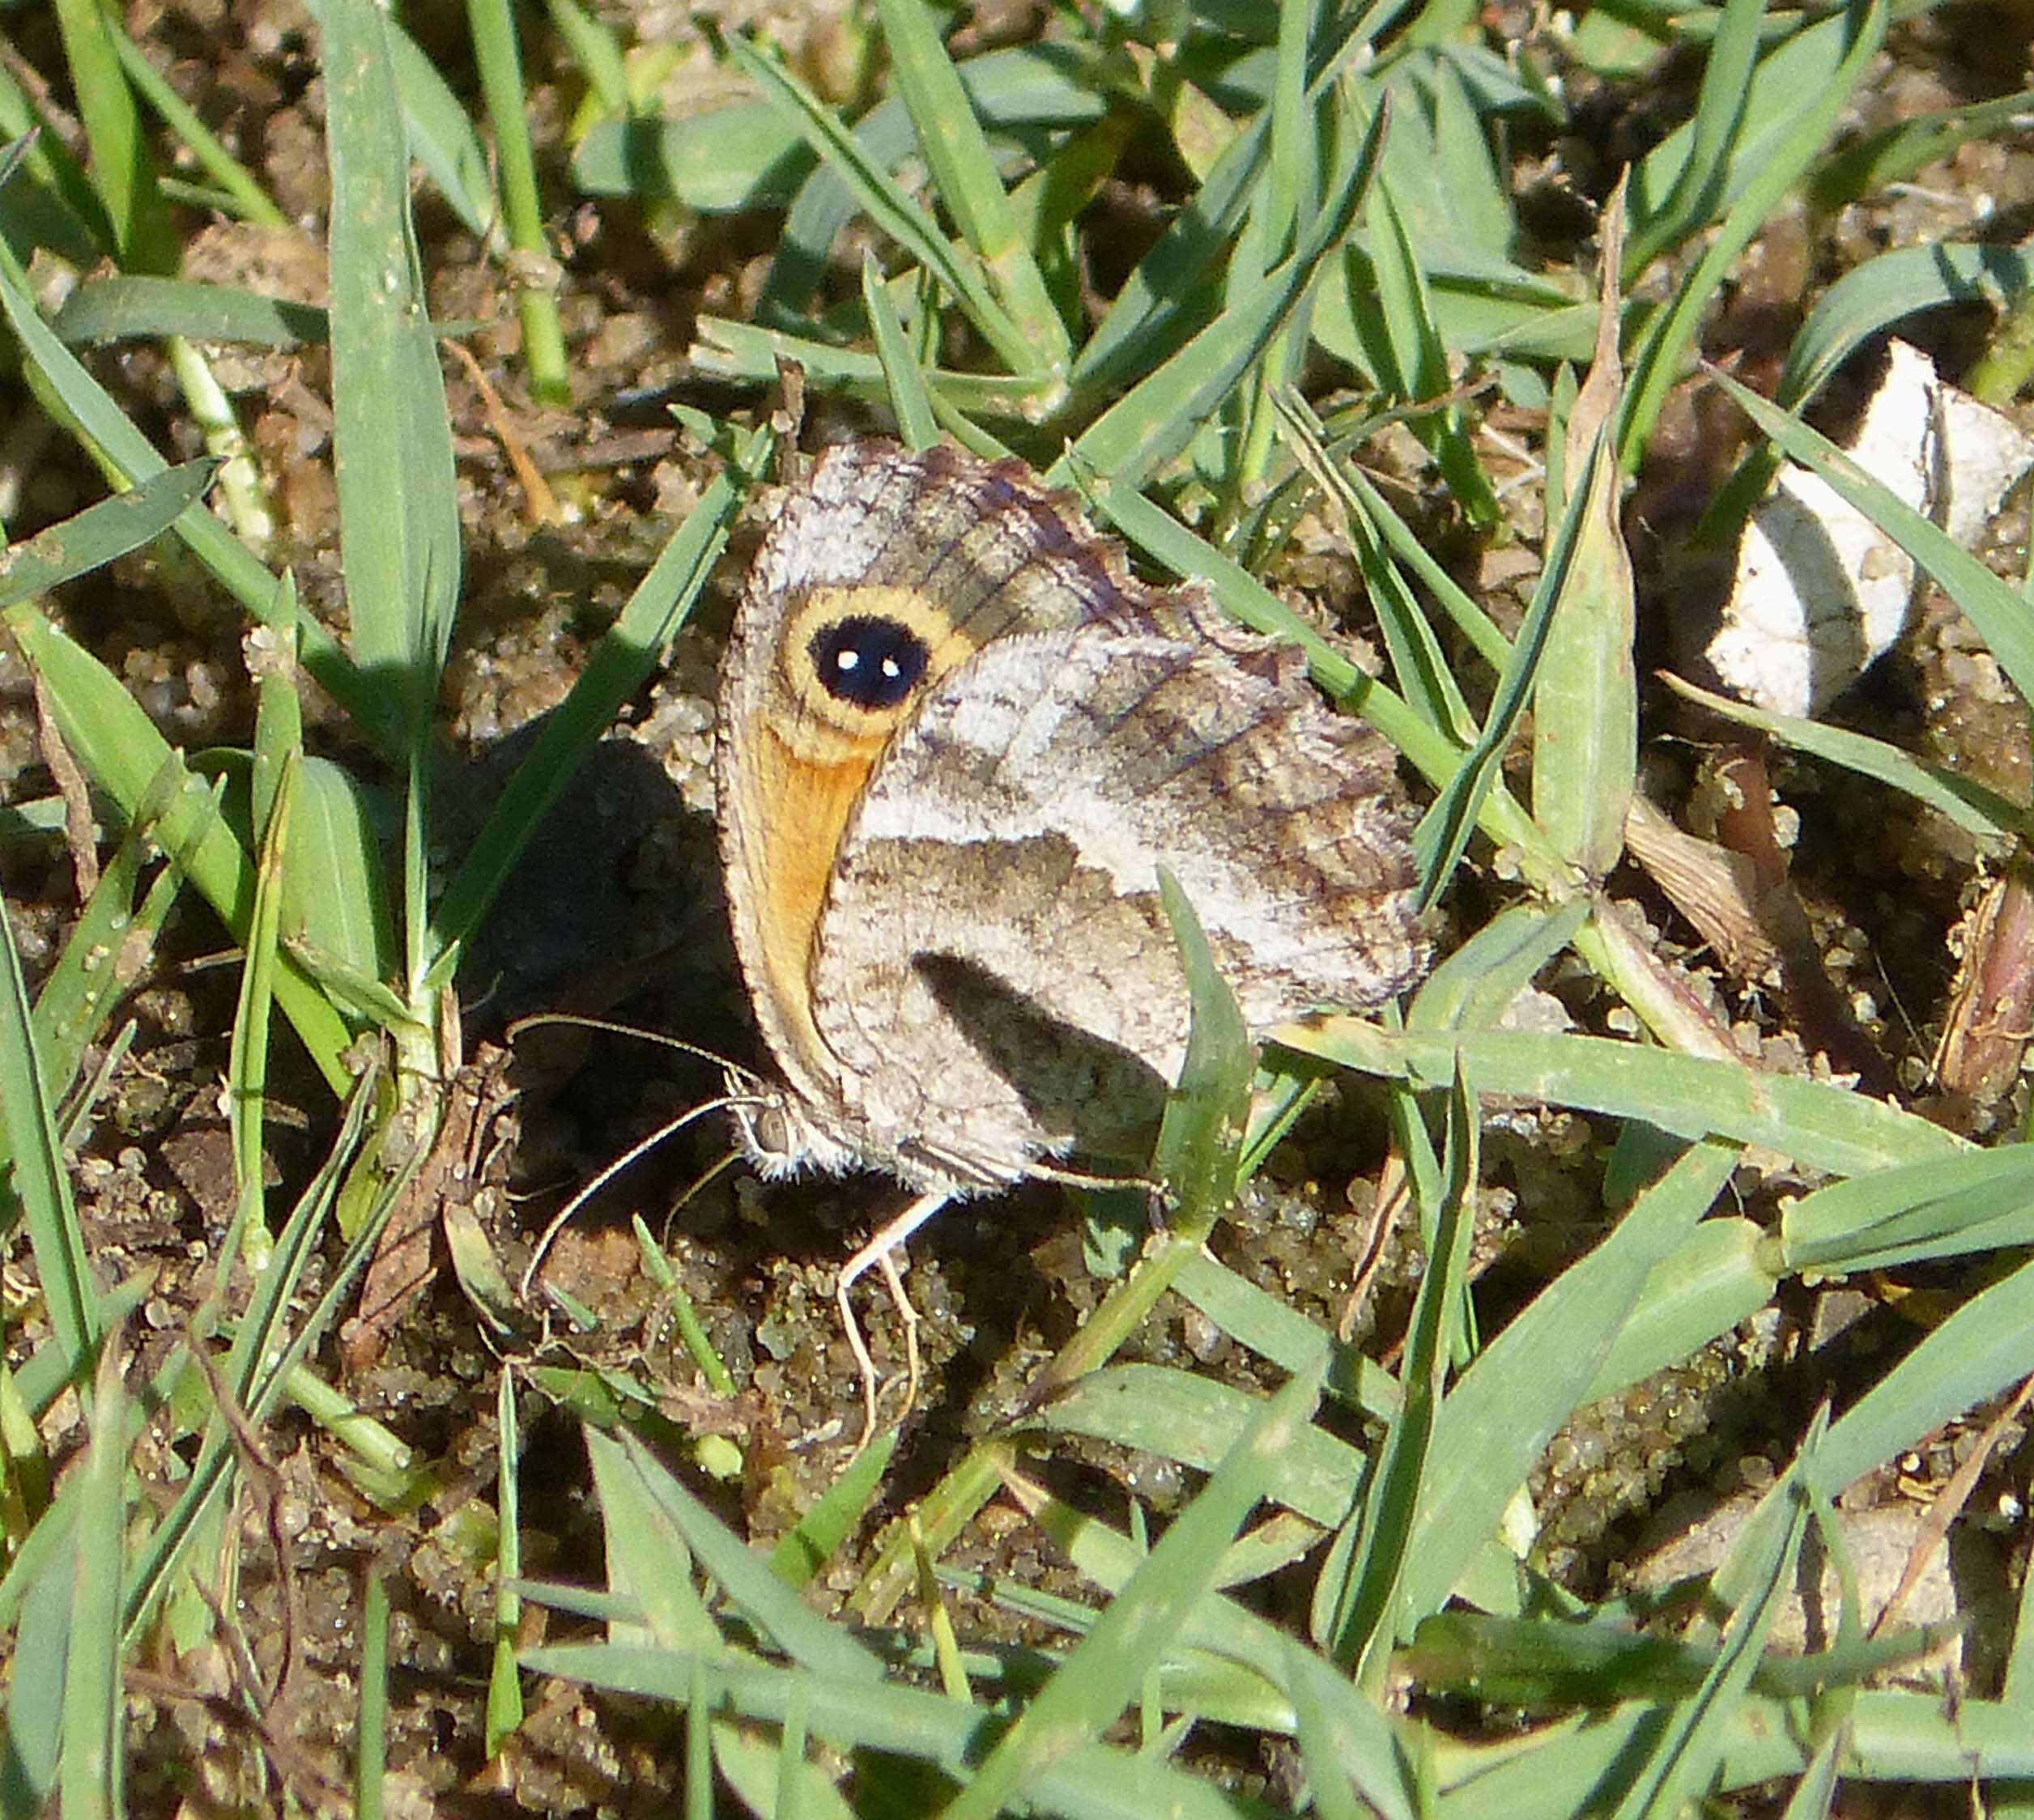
[810,621,1423,1184]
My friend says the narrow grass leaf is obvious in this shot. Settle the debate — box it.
[356,1570,389,1818]
[6,609,356,1088]
[0,1520,73,1813]
[1360,175,1500,526]
[584,1429,710,1648]
[861,251,939,450]
[486,1371,525,1755]
[1051,100,1382,491]
[1153,869,1252,1232]
[1783,1146,2034,1273]
[1533,215,1636,880]
[57,1333,130,1820]
[614,1431,884,1682]
[1073,3,1394,395]
[1710,364,2034,710]
[1662,673,2029,844]
[1398,1141,1738,1624]
[1811,87,2034,209]
[1172,1250,1405,1420]
[1583,1216,1777,1402]
[942,1361,1326,1820]
[1279,1020,1965,1176]
[122,1077,383,1638]
[106,23,287,229]
[1814,1249,2034,1494]
[23,823,175,1108]
[0,249,386,746]
[1604,1432,1817,1820]
[49,0,177,271]
[1412,401,1601,908]
[1408,897,1592,1032]
[1321,1068,1476,1681]
[1698,240,2034,549]
[1621,0,1763,274]
[224,750,296,1262]
[1036,1364,1363,1527]
[1619,1,1887,466]
[757,39,1112,325]
[465,0,569,402]
[872,0,1070,379]
[0,891,102,1380]
[767,1429,899,1590]
[321,0,462,721]
[0,458,218,607]
[1274,389,1481,742]
[522,1639,1245,1820]
[718,31,1034,382]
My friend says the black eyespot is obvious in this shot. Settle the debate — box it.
[807,614,930,710]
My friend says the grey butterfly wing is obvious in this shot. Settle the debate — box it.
[809,621,1423,1184]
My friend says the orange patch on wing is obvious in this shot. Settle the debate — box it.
[746,722,883,1082]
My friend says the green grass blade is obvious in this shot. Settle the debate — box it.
[861,252,939,449]
[1412,412,1602,908]
[872,0,1070,381]
[1620,1,1887,467]
[6,608,356,1091]
[1279,1021,1965,1176]
[1784,1143,2034,1274]
[1531,313,1636,880]
[49,0,177,272]
[223,750,297,1268]
[718,29,1036,383]
[0,890,101,1385]
[321,0,463,982]
[1604,1428,1816,1819]
[1398,1141,1738,1623]
[107,25,287,229]
[486,1371,526,1754]
[1815,1251,2034,1494]
[0,241,385,749]
[1050,98,1382,491]
[57,1334,130,1820]
[356,1569,389,1818]
[1321,1069,1476,1681]
[1662,674,2031,844]
[465,0,569,403]
[0,457,218,609]
[1710,364,2034,710]
[1583,1217,1777,1403]
[940,1362,1325,1820]
[1621,0,1763,274]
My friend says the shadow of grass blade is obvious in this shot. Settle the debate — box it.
[423,431,769,981]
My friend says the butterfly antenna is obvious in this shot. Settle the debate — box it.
[506,1012,767,1091]
[517,1092,772,1299]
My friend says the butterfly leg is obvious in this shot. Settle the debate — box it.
[836,1190,948,1450]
